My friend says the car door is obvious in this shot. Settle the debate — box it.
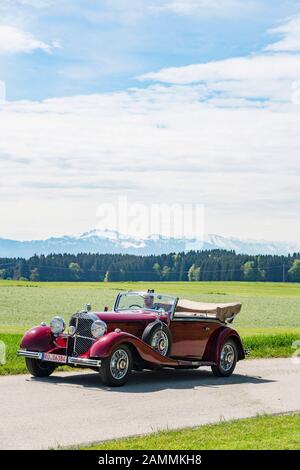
[169,319,219,359]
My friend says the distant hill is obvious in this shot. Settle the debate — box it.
[0,229,299,257]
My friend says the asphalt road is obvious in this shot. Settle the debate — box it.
[1,358,299,449]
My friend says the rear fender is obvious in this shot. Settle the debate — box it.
[20,326,55,352]
[89,331,179,367]
[202,326,245,363]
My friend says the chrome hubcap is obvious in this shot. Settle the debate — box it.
[220,343,235,372]
[110,349,129,380]
[151,330,169,356]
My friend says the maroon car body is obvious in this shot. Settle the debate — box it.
[18,290,245,386]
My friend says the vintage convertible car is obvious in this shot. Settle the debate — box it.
[17,290,245,386]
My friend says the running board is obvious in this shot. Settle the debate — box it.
[175,359,215,367]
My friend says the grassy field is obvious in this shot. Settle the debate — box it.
[78,413,300,450]
[0,281,299,375]
[0,280,300,332]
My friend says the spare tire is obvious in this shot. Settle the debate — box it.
[142,322,172,356]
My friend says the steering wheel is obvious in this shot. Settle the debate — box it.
[129,304,143,309]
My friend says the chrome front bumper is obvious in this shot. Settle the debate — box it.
[17,349,101,368]
[17,350,43,359]
[68,357,101,367]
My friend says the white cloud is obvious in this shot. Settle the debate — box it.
[265,15,300,52]
[139,54,300,84]
[0,0,50,8]
[155,0,258,17]
[0,81,299,240]
[0,25,55,54]
[0,11,299,241]
[82,0,259,23]
[138,53,300,106]
[137,13,300,108]
[0,81,6,102]
[19,0,49,5]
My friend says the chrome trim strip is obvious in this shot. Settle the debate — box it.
[172,317,224,324]
[68,357,101,367]
[17,350,43,359]
[73,334,96,341]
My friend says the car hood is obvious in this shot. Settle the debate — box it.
[92,310,168,323]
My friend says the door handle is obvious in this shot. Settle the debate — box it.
[203,326,210,331]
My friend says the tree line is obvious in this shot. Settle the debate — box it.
[0,250,300,282]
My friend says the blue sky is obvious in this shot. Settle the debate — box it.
[1,0,299,100]
[0,0,300,242]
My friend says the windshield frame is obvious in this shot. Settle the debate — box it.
[114,291,178,316]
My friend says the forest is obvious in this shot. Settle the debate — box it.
[0,250,300,282]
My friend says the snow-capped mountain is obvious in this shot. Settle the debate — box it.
[206,234,300,256]
[0,230,299,258]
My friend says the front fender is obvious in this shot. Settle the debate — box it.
[89,331,178,366]
[20,326,55,352]
[202,326,245,363]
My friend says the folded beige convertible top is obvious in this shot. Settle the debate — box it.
[176,299,242,323]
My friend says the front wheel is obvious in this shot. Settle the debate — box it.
[25,358,56,377]
[211,340,237,377]
[99,345,132,387]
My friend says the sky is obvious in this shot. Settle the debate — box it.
[0,0,300,242]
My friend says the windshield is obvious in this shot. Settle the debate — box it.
[115,292,177,315]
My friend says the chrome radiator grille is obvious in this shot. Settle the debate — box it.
[67,312,96,357]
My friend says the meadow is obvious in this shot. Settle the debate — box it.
[0,280,299,375]
[79,413,300,450]
[1,280,300,332]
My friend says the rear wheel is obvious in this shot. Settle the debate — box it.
[99,345,132,387]
[25,358,56,377]
[211,340,237,377]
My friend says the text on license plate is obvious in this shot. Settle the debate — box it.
[43,353,67,364]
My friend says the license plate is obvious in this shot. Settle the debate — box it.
[43,353,67,364]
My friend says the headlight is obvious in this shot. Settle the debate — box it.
[50,316,65,335]
[91,320,107,339]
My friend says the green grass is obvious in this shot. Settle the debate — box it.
[243,333,300,358]
[0,280,300,332]
[0,333,73,375]
[79,413,300,450]
[0,333,24,375]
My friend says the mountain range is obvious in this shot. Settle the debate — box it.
[0,229,299,258]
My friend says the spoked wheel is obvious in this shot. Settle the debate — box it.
[100,345,133,387]
[142,322,172,356]
[25,358,56,377]
[211,340,237,377]
[150,329,169,355]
